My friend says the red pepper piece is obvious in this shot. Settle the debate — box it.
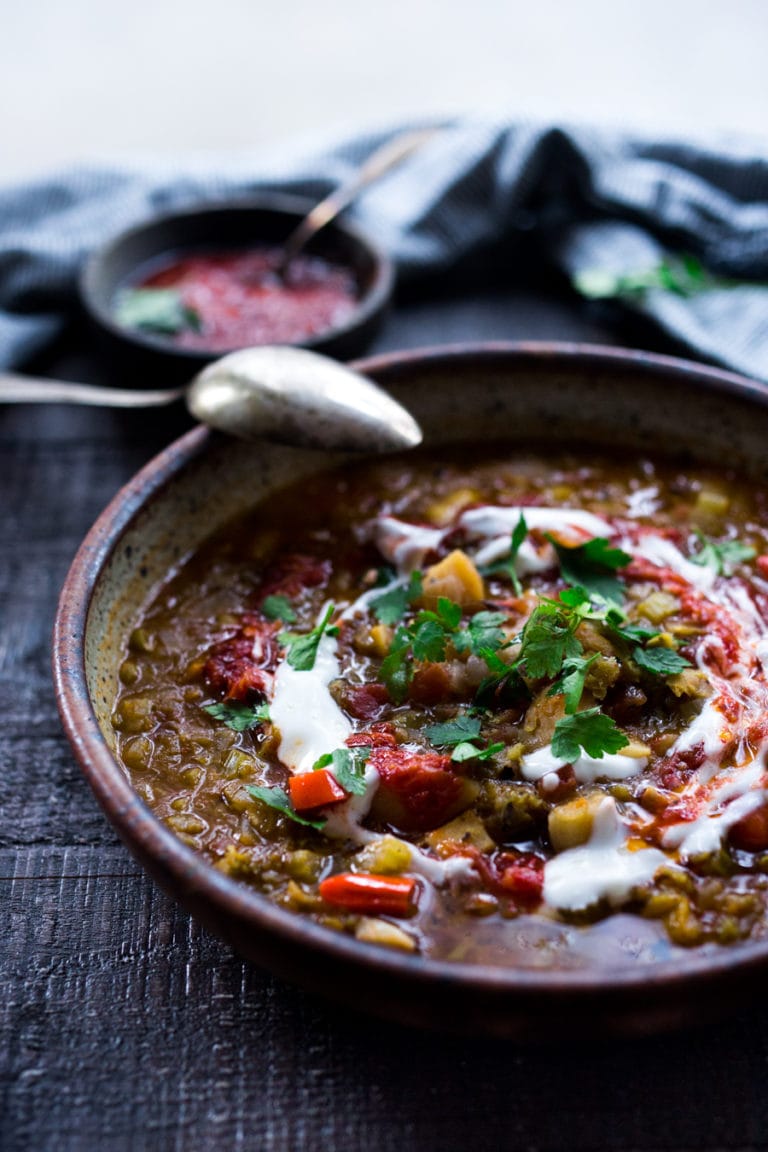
[288,769,346,812]
[319,872,418,917]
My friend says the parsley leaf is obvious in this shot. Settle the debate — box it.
[450,740,505,763]
[279,602,339,671]
[547,535,631,604]
[370,570,423,626]
[246,785,326,830]
[690,533,756,577]
[202,701,270,731]
[313,747,370,796]
[604,608,658,646]
[378,625,413,703]
[260,594,297,623]
[424,716,482,746]
[411,618,448,663]
[551,708,629,761]
[474,648,531,709]
[483,514,528,594]
[454,610,507,656]
[546,654,598,714]
[516,600,583,680]
[632,646,691,676]
[115,288,201,335]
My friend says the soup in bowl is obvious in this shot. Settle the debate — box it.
[54,343,768,1036]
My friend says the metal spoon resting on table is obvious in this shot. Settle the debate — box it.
[0,346,423,453]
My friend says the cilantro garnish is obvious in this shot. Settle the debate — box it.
[115,288,201,336]
[690,533,756,577]
[246,785,326,830]
[370,570,423,625]
[454,610,507,656]
[474,648,531,709]
[604,608,658,646]
[313,747,370,796]
[632,646,691,676]
[483,514,528,594]
[378,625,413,702]
[378,597,464,702]
[516,600,583,680]
[551,708,629,761]
[450,740,505,763]
[202,701,270,731]
[260,594,297,623]
[547,535,631,604]
[279,603,339,671]
[546,654,598,714]
[424,716,482,746]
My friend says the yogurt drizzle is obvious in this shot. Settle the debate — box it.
[266,504,768,911]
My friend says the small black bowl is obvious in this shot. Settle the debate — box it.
[79,194,394,386]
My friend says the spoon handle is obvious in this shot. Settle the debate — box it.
[0,372,183,408]
[278,126,439,272]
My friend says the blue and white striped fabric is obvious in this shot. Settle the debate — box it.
[2,119,768,378]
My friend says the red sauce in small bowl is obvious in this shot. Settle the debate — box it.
[134,248,360,351]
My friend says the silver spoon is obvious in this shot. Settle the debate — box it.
[0,346,423,453]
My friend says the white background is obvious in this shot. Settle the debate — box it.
[1,0,766,184]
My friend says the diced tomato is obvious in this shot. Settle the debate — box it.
[203,621,279,702]
[366,744,470,832]
[343,683,391,720]
[258,553,331,601]
[468,848,545,908]
[757,555,768,579]
[347,724,398,749]
[653,744,708,791]
[288,769,346,811]
[729,802,768,853]
[319,872,418,917]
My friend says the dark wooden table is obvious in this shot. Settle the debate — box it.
[2,283,766,1152]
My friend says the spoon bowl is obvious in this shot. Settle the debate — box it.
[0,345,423,454]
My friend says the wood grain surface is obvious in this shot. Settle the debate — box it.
[2,289,765,1152]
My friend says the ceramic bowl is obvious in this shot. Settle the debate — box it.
[53,342,768,1038]
[79,195,394,385]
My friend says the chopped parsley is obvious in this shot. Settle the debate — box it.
[450,740,505,763]
[454,610,507,656]
[313,747,370,796]
[202,700,270,731]
[546,654,598,714]
[632,646,691,676]
[690,533,756,577]
[370,570,423,625]
[115,287,201,336]
[279,603,339,671]
[260,594,297,623]
[515,599,584,680]
[424,716,482,746]
[482,514,528,594]
[246,785,326,830]
[547,535,631,605]
[551,708,629,761]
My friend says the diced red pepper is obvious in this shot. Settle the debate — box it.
[288,769,346,812]
[319,872,418,917]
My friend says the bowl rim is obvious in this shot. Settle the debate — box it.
[53,340,768,1007]
[78,192,395,361]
